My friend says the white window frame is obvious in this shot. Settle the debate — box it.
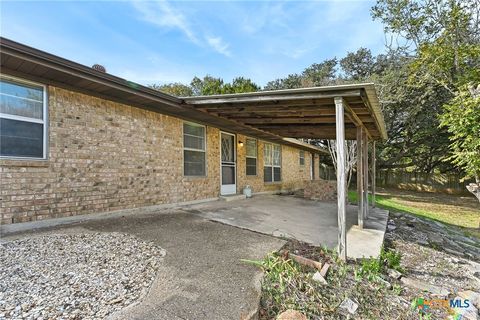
[245,138,257,176]
[182,121,207,177]
[299,150,305,166]
[0,75,48,160]
[264,143,281,182]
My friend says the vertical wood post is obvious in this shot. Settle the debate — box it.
[334,97,347,261]
[363,130,369,219]
[372,141,376,208]
[356,126,364,228]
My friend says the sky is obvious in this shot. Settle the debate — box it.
[0,0,386,87]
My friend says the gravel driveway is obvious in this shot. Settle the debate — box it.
[1,233,164,319]
[1,208,285,320]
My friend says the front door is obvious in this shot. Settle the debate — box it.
[220,132,236,195]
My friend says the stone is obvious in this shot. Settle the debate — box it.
[0,233,165,319]
[312,271,328,285]
[416,239,429,246]
[387,268,402,280]
[428,234,444,245]
[276,309,308,320]
[387,224,397,231]
[400,277,449,298]
[338,298,358,315]
[375,276,392,289]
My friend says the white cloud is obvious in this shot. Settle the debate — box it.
[131,0,232,57]
[206,36,231,57]
[131,0,197,43]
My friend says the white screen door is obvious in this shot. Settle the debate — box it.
[220,132,236,195]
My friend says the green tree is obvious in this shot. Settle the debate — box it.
[440,85,480,183]
[373,0,480,192]
[190,75,225,95]
[301,58,338,86]
[340,48,376,80]
[149,83,193,97]
[190,75,260,95]
[223,77,260,94]
[264,74,303,90]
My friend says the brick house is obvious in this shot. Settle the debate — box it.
[0,38,331,224]
[0,38,386,237]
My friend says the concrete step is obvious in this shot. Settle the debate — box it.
[220,194,247,202]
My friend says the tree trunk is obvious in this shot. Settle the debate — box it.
[466,174,480,203]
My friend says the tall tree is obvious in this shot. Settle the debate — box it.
[223,77,260,94]
[301,58,338,86]
[264,74,303,90]
[149,83,193,97]
[373,0,480,195]
[190,75,225,95]
[340,48,376,80]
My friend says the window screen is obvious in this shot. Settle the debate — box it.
[264,143,281,182]
[246,138,257,176]
[0,77,46,159]
[299,150,305,165]
[183,123,206,176]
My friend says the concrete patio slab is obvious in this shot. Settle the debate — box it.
[187,194,388,259]
[2,209,285,320]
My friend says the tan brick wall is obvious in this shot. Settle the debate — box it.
[304,180,337,201]
[1,86,319,224]
[235,135,312,194]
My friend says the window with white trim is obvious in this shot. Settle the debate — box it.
[299,150,305,166]
[246,138,257,176]
[183,122,206,176]
[264,143,281,182]
[0,76,47,159]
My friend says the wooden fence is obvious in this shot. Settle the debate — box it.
[319,165,470,194]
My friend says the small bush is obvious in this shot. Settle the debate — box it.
[381,247,403,272]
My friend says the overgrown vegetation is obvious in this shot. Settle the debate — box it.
[244,243,412,319]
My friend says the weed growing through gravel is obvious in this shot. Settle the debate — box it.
[244,243,414,319]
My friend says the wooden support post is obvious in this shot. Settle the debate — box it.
[372,141,376,208]
[363,130,369,219]
[334,97,347,261]
[356,126,364,228]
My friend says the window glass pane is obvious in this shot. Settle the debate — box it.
[264,166,272,182]
[183,123,205,137]
[221,133,235,162]
[221,166,235,184]
[246,139,257,158]
[184,150,205,176]
[184,134,204,150]
[264,143,272,165]
[0,118,43,158]
[183,123,205,150]
[299,150,305,165]
[246,157,257,176]
[273,145,281,166]
[0,79,44,119]
[274,167,282,182]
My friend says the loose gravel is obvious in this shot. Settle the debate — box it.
[0,232,165,319]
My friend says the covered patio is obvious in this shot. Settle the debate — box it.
[183,84,388,260]
[188,194,389,259]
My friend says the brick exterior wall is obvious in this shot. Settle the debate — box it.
[303,180,337,201]
[1,86,320,224]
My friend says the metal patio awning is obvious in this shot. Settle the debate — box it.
[182,84,387,141]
